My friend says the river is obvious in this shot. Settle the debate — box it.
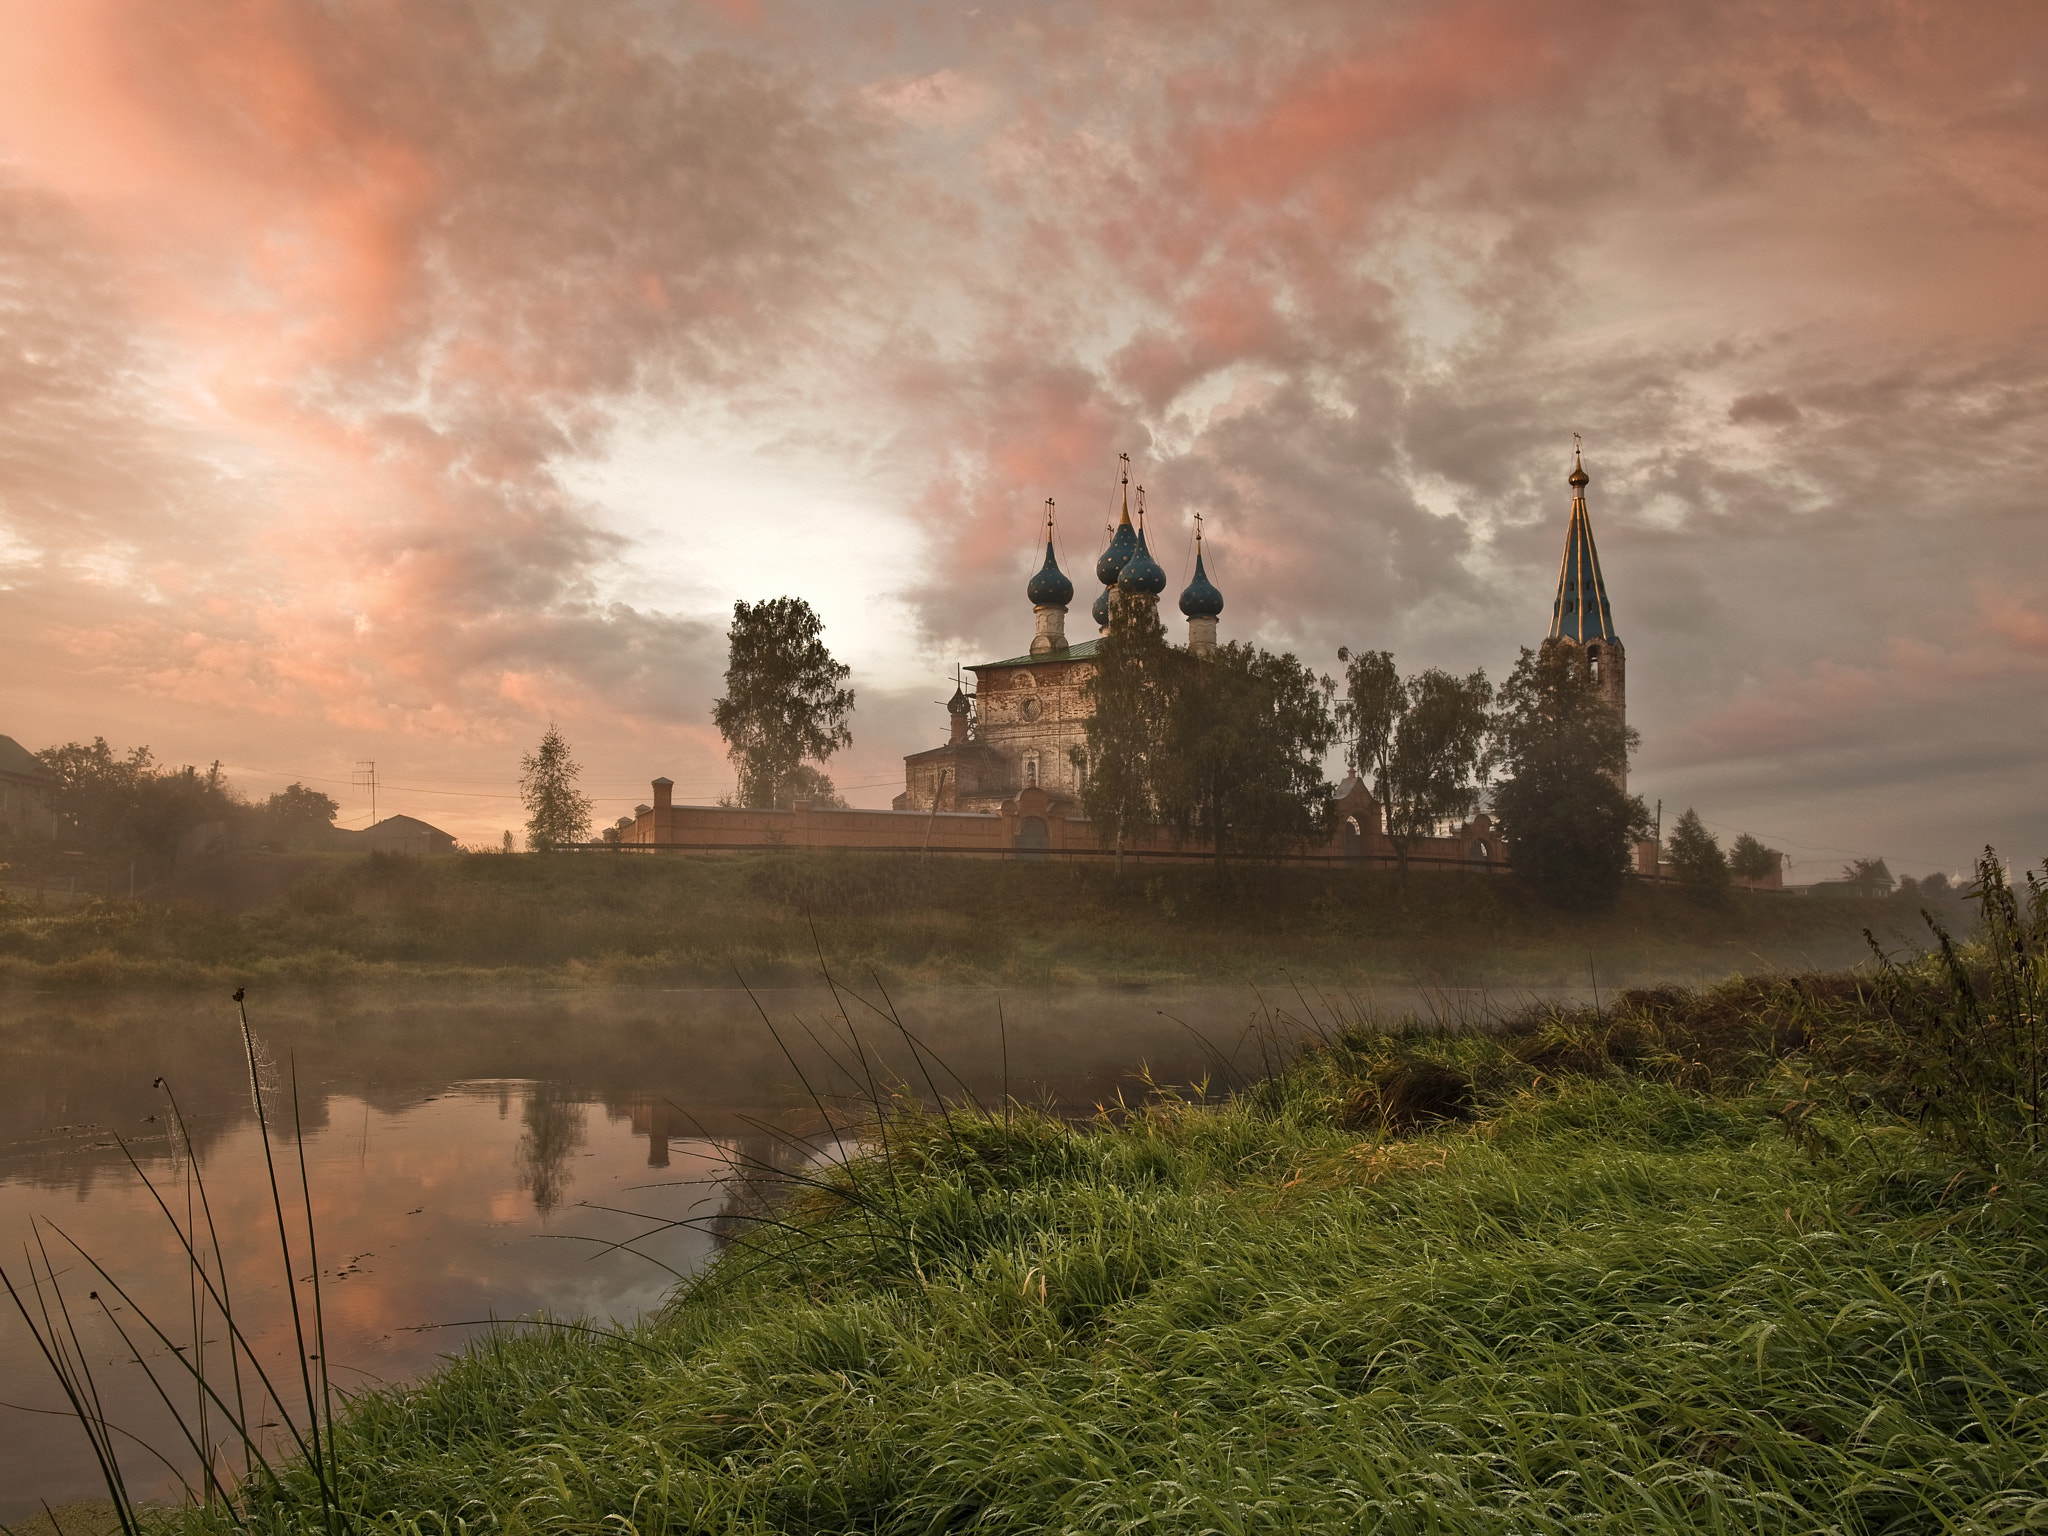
[0,980,1579,1515]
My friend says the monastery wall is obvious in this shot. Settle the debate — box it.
[617,780,1511,871]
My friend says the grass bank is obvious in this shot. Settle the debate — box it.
[180,964,2047,1533]
[0,849,1951,990]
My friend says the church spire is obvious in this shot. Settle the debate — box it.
[1550,436,1619,646]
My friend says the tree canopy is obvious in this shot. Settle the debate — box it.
[1337,649,1491,874]
[1153,641,1336,865]
[1488,645,1646,908]
[1079,600,1334,866]
[520,723,594,851]
[713,597,855,810]
[258,783,340,849]
[1666,807,1732,900]
[1074,594,1174,861]
[1729,832,1778,883]
[33,738,240,868]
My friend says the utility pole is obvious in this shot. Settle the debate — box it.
[354,761,379,827]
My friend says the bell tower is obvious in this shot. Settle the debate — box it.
[1540,437,1626,785]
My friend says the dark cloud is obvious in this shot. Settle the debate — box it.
[1728,391,1801,426]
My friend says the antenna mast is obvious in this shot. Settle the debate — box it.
[354,761,379,827]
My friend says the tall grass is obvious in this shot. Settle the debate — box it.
[3,993,346,1533]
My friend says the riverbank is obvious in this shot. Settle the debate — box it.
[0,849,1953,991]
[177,968,2046,1533]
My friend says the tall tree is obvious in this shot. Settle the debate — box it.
[1336,650,1492,875]
[264,783,339,848]
[1666,808,1732,899]
[1729,832,1778,883]
[1074,592,1174,867]
[520,723,593,851]
[1154,642,1337,866]
[713,597,855,810]
[1489,645,1647,909]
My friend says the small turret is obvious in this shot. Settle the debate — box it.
[1027,499,1072,655]
[1179,514,1223,655]
[946,675,972,745]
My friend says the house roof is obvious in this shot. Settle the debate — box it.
[972,638,1102,671]
[365,814,453,838]
[0,735,49,781]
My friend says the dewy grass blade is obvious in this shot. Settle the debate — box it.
[235,990,341,1528]
[2,1258,138,1536]
[290,1054,343,1531]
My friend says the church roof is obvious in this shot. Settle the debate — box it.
[1095,480,1139,586]
[1549,447,1620,646]
[1117,526,1167,596]
[973,638,1103,671]
[1179,540,1222,618]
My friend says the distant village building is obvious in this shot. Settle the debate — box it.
[1797,859,1894,898]
[0,735,57,841]
[343,814,458,855]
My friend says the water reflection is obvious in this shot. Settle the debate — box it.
[0,981,1581,1517]
[515,1084,587,1216]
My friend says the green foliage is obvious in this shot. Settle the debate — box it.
[1334,646,1400,788]
[259,783,338,849]
[1489,645,1646,909]
[785,762,847,808]
[1075,594,1173,857]
[1863,848,2048,1171]
[1729,831,1777,882]
[1082,607,1335,866]
[1153,641,1336,865]
[1666,807,1732,899]
[32,739,241,869]
[518,722,593,852]
[713,596,855,809]
[1336,650,1493,873]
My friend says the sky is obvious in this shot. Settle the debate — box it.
[0,0,2043,879]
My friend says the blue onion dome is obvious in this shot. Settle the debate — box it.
[1095,512,1137,586]
[1091,586,1111,627]
[1027,537,1073,607]
[1118,527,1167,596]
[1179,541,1223,618]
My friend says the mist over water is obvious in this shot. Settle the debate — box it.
[0,983,1591,1513]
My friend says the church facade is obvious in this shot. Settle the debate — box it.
[894,474,1223,813]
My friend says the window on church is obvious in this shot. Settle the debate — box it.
[1024,753,1039,788]
[1075,751,1087,790]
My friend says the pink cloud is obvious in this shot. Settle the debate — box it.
[1981,587,2048,656]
